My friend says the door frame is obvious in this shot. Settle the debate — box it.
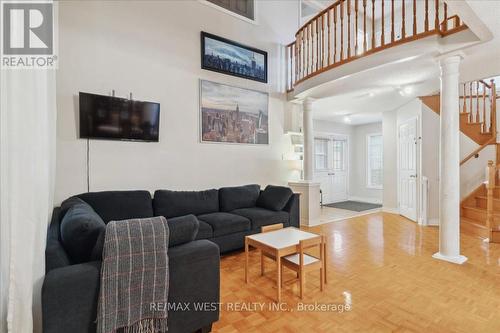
[397,116,421,223]
[313,131,350,204]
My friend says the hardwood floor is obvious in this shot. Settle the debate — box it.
[213,213,500,333]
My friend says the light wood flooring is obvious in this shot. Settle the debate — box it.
[212,212,500,333]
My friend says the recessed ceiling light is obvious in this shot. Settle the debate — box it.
[404,86,413,94]
[369,92,375,97]
[344,116,351,123]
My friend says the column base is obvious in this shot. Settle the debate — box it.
[432,252,468,265]
[288,181,320,227]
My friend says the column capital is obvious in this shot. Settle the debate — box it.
[436,51,465,66]
[302,97,316,112]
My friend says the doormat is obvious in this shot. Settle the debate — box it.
[324,201,382,212]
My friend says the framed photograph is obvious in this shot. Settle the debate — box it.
[200,80,269,144]
[201,32,268,83]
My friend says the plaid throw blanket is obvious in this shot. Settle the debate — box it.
[97,216,169,333]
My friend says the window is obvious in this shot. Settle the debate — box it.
[314,138,328,170]
[206,0,255,21]
[367,134,383,189]
[332,139,346,171]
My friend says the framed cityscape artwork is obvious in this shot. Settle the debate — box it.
[200,80,269,145]
[201,32,268,83]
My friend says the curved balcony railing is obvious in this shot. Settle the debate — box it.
[286,0,467,91]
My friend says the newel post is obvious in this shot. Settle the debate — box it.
[486,160,496,241]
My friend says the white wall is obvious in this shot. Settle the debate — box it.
[421,104,440,224]
[55,0,299,204]
[349,122,383,203]
[382,109,398,210]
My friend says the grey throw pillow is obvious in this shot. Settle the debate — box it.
[60,198,106,263]
[257,185,293,211]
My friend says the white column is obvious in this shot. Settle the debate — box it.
[303,98,314,181]
[288,97,320,226]
[432,54,467,264]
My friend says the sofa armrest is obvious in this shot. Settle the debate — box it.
[42,261,101,333]
[167,240,220,333]
[283,193,300,228]
[45,207,71,272]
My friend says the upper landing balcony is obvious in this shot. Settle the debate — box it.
[285,0,485,100]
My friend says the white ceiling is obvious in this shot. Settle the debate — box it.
[309,0,500,126]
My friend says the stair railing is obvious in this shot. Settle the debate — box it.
[285,0,466,91]
[459,79,497,166]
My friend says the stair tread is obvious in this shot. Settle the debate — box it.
[462,205,500,215]
[476,195,500,202]
[461,217,487,228]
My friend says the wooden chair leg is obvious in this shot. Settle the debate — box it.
[280,264,284,287]
[299,270,304,299]
[260,252,265,276]
[320,267,324,291]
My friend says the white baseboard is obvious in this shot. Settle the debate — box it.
[382,207,399,214]
[348,196,382,204]
[427,218,439,226]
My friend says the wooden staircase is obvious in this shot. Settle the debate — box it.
[421,79,499,242]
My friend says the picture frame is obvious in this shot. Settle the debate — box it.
[200,31,268,83]
[199,80,269,145]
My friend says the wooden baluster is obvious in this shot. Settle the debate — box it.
[355,0,359,54]
[476,81,480,128]
[347,0,351,58]
[309,24,313,74]
[363,0,367,52]
[328,9,332,65]
[413,0,417,36]
[491,80,497,139]
[334,5,337,62]
[381,0,385,46]
[435,0,439,30]
[322,14,325,68]
[300,30,304,78]
[425,0,429,31]
[462,83,466,113]
[340,1,344,60]
[304,25,309,76]
[391,0,395,42]
[402,0,406,38]
[292,37,299,84]
[483,82,487,132]
[316,19,320,71]
[371,0,375,48]
[470,82,473,122]
[443,3,448,31]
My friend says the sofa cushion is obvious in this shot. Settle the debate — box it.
[231,207,289,230]
[60,198,106,263]
[219,184,261,212]
[167,214,200,247]
[76,191,153,223]
[197,212,251,237]
[154,189,219,218]
[196,220,213,240]
[257,185,293,211]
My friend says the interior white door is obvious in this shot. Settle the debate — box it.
[329,138,348,203]
[314,136,348,204]
[398,118,418,221]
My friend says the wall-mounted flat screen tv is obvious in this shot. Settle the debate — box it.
[79,92,160,142]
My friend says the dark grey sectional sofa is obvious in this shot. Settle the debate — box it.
[42,184,299,333]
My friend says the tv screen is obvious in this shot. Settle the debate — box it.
[79,92,160,142]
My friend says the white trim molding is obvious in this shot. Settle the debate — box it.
[382,207,400,214]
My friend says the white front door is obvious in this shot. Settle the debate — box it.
[314,135,348,204]
[398,118,418,221]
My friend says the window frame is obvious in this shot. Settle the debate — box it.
[199,0,258,25]
[366,133,383,190]
[314,137,329,172]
